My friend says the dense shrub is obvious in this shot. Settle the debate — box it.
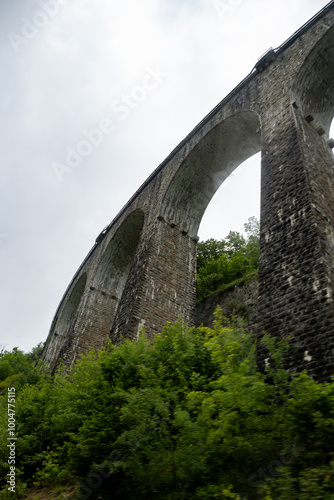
[1,313,334,499]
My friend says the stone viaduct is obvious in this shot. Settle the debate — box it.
[42,2,334,380]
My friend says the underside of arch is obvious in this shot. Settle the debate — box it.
[292,24,334,137]
[92,208,145,299]
[161,111,262,237]
[43,272,87,370]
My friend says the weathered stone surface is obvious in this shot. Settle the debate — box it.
[42,4,334,380]
[195,274,259,330]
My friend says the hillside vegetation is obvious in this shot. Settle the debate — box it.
[1,314,334,499]
[196,217,260,302]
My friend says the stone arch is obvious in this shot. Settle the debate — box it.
[92,208,145,298]
[160,110,262,237]
[43,272,87,370]
[42,210,145,371]
[198,151,261,239]
[292,24,334,139]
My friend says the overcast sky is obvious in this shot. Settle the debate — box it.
[0,0,332,353]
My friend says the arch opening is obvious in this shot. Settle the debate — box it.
[43,210,145,370]
[43,272,87,368]
[198,152,261,241]
[161,111,262,238]
[195,151,261,312]
[93,209,145,299]
[292,24,334,140]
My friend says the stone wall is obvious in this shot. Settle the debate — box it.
[195,274,259,330]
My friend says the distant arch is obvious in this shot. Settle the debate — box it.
[160,110,262,237]
[43,272,87,370]
[292,24,334,139]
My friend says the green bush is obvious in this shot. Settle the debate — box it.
[196,217,260,302]
[0,344,45,393]
[1,313,334,499]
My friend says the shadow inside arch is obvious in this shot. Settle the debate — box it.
[160,110,262,238]
[292,23,334,140]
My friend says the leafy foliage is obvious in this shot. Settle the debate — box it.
[196,217,260,302]
[1,316,334,499]
[0,343,45,393]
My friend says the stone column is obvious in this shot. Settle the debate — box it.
[258,102,334,380]
[110,216,197,341]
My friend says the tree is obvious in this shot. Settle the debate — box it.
[244,216,260,267]
[0,344,45,392]
[196,218,260,301]
[196,238,226,270]
[225,230,246,257]
[244,216,260,240]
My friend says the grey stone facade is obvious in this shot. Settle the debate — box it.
[42,3,334,380]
